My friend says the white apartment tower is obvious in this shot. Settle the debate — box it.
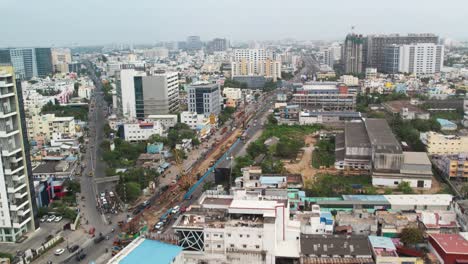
[231,49,281,81]
[0,65,37,242]
[399,43,444,75]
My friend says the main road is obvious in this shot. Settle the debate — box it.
[291,53,321,83]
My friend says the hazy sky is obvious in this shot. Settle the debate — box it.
[1,0,467,47]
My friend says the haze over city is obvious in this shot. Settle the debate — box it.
[1,0,468,46]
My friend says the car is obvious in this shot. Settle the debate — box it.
[47,215,56,222]
[40,215,48,222]
[54,216,63,222]
[54,248,65,256]
[94,235,105,244]
[143,200,150,207]
[69,245,79,253]
[180,206,187,213]
[75,253,86,261]
[154,222,164,230]
[172,206,180,214]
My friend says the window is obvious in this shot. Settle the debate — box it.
[206,244,209,248]
[239,234,243,238]
[227,234,231,237]
[230,244,234,248]
[217,245,221,248]
[255,245,260,249]
[246,234,250,238]
[258,235,262,238]
[243,245,247,248]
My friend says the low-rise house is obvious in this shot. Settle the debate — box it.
[432,153,468,180]
[419,211,459,234]
[382,100,429,120]
[437,118,458,131]
[335,210,378,235]
[368,236,423,264]
[428,233,468,264]
[454,200,468,232]
[375,211,419,238]
[295,205,334,235]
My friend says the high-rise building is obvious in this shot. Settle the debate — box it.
[342,34,365,74]
[51,48,72,72]
[186,36,203,50]
[398,43,444,75]
[0,48,53,79]
[188,82,221,116]
[119,69,179,119]
[208,38,228,52]
[0,65,38,242]
[231,49,281,81]
[365,33,438,71]
[382,45,400,74]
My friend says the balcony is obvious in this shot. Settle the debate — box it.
[14,191,28,199]
[12,174,26,182]
[9,153,23,163]
[4,164,24,175]
[2,145,22,156]
[9,197,29,211]
[7,182,26,194]
[0,80,13,88]
[12,215,31,229]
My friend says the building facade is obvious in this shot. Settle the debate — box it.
[231,49,281,81]
[292,82,356,111]
[0,65,38,242]
[433,154,468,180]
[122,121,163,142]
[27,114,76,142]
[398,43,444,75]
[421,132,468,155]
[188,83,221,116]
[342,34,365,74]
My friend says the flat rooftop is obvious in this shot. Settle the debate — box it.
[403,152,431,165]
[383,194,453,206]
[108,238,182,264]
[300,234,372,256]
[202,197,233,206]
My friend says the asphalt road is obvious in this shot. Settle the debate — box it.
[291,53,320,83]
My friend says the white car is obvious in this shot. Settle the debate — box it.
[54,248,65,256]
[172,206,180,214]
[54,216,63,222]
[47,215,56,222]
[154,222,164,230]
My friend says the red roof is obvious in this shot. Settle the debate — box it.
[430,234,468,255]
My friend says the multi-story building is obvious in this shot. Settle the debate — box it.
[186,36,203,50]
[432,154,468,180]
[291,82,356,111]
[27,114,76,142]
[231,49,281,81]
[146,115,177,130]
[340,75,359,86]
[172,192,300,264]
[119,69,179,119]
[365,33,439,71]
[398,43,444,75]
[208,38,228,52]
[180,111,209,130]
[223,87,242,101]
[187,83,221,116]
[342,34,365,74]
[382,44,400,74]
[122,121,163,142]
[51,48,72,73]
[0,48,53,79]
[0,65,38,242]
[421,132,468,155]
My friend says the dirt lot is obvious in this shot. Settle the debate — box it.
[284,135,318,182]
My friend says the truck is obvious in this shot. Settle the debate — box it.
[241,131,248,141]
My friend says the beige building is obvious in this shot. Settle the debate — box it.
[27,114,76,142]
[231,49,281,81]
[51,48,72,72]
[421,132,468,155]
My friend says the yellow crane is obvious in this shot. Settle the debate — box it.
[174,148,193,190]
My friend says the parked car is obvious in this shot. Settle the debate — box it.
[54,248,65,256]
[69,245,79,253]
[40,215,48,222]
[172,206,180,214]
[154,222,164,230]
[94,235,105,244]
[47,215,56,222]
[75,253,86,261]
[54,216,63,222]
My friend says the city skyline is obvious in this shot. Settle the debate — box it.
[1,0,468,47]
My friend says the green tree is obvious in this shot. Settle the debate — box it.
[267,114,278,125]
[399,227,424,245]
[116,182,142,203]
[397,181,414,194]
[247,140,268,158]
[461,183,468,198]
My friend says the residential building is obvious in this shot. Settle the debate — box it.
[187,83,221,116]
[365,33,439,71]
[432,153,468,180]
[231,49,281,81]
[119,69,179,119]
[420,132,468,155]
[172,192,300,264]
[454,200,468,231]
[428,233,468,264]
[146,115,177,129]
[122,121,163,142]
[398,43,444,75]
[368,236,423,264]
[419,211,458,234]
[223,87,242,101]
[365,68,378,79]
[0,65,38,242]
[295,205,334,235]
[342,34,365,74]
[292,82,356,111]
[186,36,203,50]
[27,114,76,142]
[208,38,228,52]
[51,48,71,72]
[340,75,359,86]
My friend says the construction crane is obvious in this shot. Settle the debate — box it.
[174,148,193,191]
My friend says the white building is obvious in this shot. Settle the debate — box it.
[172,192,300,264]
[180,111,208,130]
[146,115,177,129]
[27,114,76,142]
[340,75,359,86]
[120,68,143,119]
[223,87,242,101]
[187,83,221,117]
[399,43,444,75]
[0,65,37,242]
[122,121,163,142]
[78,85,93,99]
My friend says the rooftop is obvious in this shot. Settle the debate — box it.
[364,119,402,154]
[430,233,468,255]
[300,234,372,257]
[344,122,371,148]
[403,152,431,165]
[383,194,453,206]
[108,238,183,264]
